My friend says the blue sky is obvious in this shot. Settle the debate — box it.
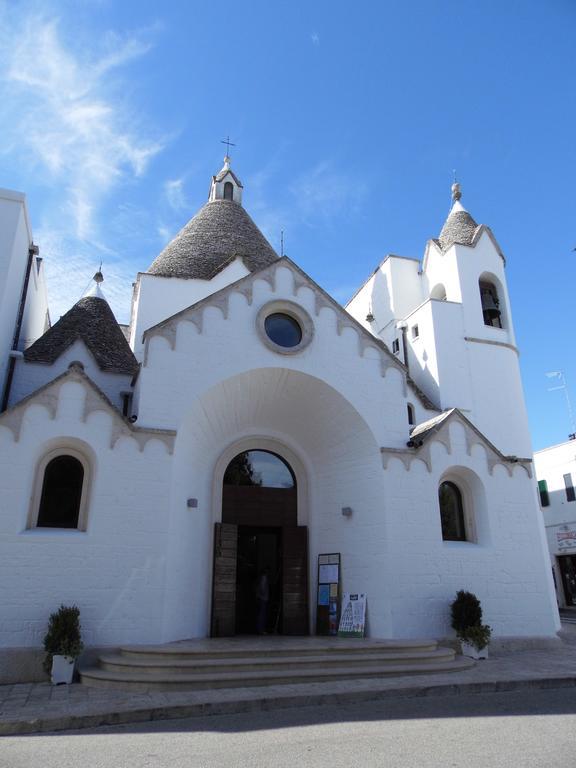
[0,0,574,450]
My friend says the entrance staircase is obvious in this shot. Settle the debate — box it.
[80,636,474,692]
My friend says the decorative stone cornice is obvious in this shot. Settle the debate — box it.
[381,409,532,478]
[0,364,176,454]
[422,224,506,273]
[142,256,438,411]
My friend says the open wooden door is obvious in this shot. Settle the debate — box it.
[282,526,309,635]
[211,522,237,637]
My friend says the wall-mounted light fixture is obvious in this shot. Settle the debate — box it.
[341,506,353,518]
[187,498,198,509]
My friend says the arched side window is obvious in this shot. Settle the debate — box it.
[438,481,467,541]
[407,403,415,427]
[223,181,234,201]
[479,280,503,328]
[29,448,91,531]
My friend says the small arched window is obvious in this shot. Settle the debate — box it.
[407,403,415,427]
[438,481,466,541]
[29,448,91,531]
[223,181,234,201]
[479,280,503,328]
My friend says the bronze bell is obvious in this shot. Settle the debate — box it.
[480,287,501,321]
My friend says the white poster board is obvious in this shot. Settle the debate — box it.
[337,593,366,638]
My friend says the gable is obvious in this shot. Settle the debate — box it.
[141,256,438,412]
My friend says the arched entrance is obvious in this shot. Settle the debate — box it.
[211,450,309,637]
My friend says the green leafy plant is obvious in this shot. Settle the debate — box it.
[450,590,491,652]
[460,623,492,651]
[43,605,84,674]
[450,590,483,635]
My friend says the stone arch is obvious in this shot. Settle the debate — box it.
[438,465,491,546]
[479,271,507,329]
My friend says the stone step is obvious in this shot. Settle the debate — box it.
[117,638,439,661]
[98,648,456,675]
[80,657,475,692]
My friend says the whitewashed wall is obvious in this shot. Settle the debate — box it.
[0,373,173,650]
[130,259,250,357]
[10,340,133,410]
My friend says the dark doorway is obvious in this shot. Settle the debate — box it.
[558,555,576,606]
[236,526,282,634]
[211,450,309,637]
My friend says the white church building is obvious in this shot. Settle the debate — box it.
[0,158,561,676]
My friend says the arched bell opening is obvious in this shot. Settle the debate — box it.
[212,449,308,638]
[479,278,503,328]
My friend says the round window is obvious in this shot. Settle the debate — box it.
[264,313,303,348]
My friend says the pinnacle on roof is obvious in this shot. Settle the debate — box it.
[147,156,278,280]
[437,181,479,251]
[24,271,138,376]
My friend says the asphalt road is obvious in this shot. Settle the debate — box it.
[2,688,576,768]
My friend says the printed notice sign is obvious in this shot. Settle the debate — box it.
[338,593,366,638]
[557,527,576,551]
[319,564,339,584]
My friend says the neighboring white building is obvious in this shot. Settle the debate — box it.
[533,440,576,608]
[0,158,560,677]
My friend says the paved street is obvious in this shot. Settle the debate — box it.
[2,688,576,768]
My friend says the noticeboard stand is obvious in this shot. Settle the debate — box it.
[315,553,341,636]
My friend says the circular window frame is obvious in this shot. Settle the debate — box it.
[256,300,314,355]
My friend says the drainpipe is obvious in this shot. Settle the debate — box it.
[396,320,409,372]
[1,243,38,412]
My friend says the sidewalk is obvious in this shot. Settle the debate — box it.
[2,629,576,736]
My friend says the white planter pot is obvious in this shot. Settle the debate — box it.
[51,654,75,685]
[461,641,488,660]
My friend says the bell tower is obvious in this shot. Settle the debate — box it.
[209,156,244,205]
[421,182,531,457]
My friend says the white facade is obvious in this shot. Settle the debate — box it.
[0,189,49,407]
[0,167,560,677]
[534,440,576,607]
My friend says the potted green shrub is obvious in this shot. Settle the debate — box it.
[450,590,492,660]
[43,605,84,684]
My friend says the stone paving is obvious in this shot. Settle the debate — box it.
[2,628,576,736]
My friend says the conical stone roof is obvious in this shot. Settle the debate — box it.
[24,295,139,375]
[147,199,278,279]
[437,201,479,251]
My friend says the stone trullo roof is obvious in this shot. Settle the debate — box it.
[437,200,479,250]
[147,199,278,280]
[436,183,480,251]
[24,294,139,376]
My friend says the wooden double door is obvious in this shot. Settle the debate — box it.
[211,485,309,636]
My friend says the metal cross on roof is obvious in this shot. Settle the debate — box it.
[221,135,236,156]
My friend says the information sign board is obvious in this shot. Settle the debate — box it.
[316,553,340,636]
[337,593,366,638]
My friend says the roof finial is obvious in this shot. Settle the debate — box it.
[93,262,104,284]
[221,135,236,163]
[451,170,461,202]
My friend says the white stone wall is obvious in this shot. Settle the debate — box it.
[0,190,31,396]
[129,259,250,357]
[0,375,173,649]
[9,340,133,411]
[384,421,558,638]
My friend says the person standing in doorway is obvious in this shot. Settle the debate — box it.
[256,567,270,634]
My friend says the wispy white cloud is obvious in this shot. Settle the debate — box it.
[164,178,188,212]
[311,32,320,46]
[0,12,165,321]
[290,161,366,224]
